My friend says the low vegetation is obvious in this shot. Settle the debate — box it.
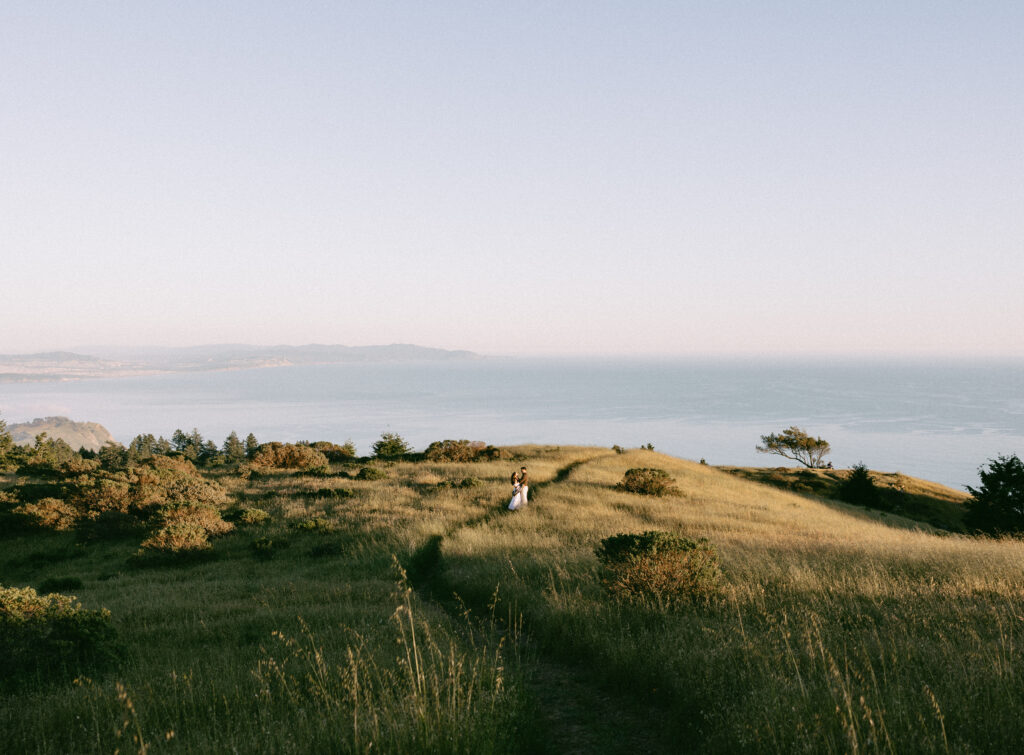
[2,423,1023,752]
[595,531,721,606]
[616,467,680,496]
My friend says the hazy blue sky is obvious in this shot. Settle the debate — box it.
[2,2,1022,357]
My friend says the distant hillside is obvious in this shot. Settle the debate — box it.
[0,344,478,382]
[8,416,115,451]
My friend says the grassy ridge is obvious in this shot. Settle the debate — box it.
[3,447,1023,752]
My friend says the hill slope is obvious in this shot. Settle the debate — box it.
[2,445,1021,752]
[8,416,115,451]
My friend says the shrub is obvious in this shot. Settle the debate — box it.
[292,517,334,534]
[616,468,680,496]
[0,584,117,686]
[595,531,721,606]
[372,432,411,458]
[140,519,211,553]
[309,487,355,500]
[251,536,288,560]
[139,506,234,554]
[477,445,510,460]
[234,507,270,525]
[309,441,357,462]
[356,466,388,481]
[837,463,884,509]
[13,498,80,530]
[250,443,330,471]
[38,576,84,595]
[424,439,487,462]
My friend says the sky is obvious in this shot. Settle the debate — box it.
[2,1,1022,357]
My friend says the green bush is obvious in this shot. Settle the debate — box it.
[0,584,117,686]
[251,536,288,561]
[837,463,885,509]
[310,487,355,500]
[292,517,334,534]
[356,466,388,481]
[595,531,721,606]
[372,433,411,458]
[233,507,270,526]
[616,468,680,496]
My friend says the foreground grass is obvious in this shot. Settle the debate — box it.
[3,446,1023,752]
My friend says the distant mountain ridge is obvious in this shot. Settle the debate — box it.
[8,416,115,451]
[0,344,478,382]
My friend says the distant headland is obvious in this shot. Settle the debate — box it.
[0,344,478,383]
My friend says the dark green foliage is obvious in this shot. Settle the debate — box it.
[356,466,388,481]
[309,487,355,500]
[595,531,721,606]
[372,432,412,458]
[611,445,625,454]
[97,442,130,471]
[837,463,885,510]
[37,576,84,594]
[222,431,246,463]
[292,517,334,534]
[756,426,831,468]
[434,477,483,490]
[228,507,270,526]
[965,454,1024,535]
[244,433,259,458]
[309,541,344,557]
[0,585,118,687]
[251,536,288,560]
[616,468,680,496]
[18,435,95,479]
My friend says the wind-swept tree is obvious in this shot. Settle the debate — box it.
[756,426,831,469]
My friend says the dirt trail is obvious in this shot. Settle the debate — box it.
[411,456,685,754]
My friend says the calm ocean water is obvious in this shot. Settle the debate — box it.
[3,358,1023,490]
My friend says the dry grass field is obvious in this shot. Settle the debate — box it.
[3,444,1022,753]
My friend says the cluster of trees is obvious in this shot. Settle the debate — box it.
[122,429,260,466]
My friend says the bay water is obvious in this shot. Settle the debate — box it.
[3,358,1022,490]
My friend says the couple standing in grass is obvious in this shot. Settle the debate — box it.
[507,466,529,511]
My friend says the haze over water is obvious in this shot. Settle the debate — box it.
[3,358,1022,490]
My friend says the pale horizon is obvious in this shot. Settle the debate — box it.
[3,3,1022,358]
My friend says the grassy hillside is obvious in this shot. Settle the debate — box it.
[2,446,1022,753]
[717,465,970,531]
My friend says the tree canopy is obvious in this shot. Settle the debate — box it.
[756,426,831,469]
[965,454,1024,536]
